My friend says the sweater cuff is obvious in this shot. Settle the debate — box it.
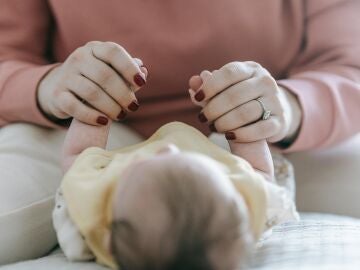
[3,63,66,128]
[276,78,334,153]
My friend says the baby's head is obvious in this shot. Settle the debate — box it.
[110,144,254,270]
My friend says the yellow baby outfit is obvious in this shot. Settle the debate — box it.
[59,122,298,269]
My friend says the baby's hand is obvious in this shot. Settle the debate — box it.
[229,140,274,182]
[188,61,292,143]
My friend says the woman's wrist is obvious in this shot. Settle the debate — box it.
[36,64,71,126]
[278,85,302,146]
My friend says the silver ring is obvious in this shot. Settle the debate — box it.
[256,98,271,120]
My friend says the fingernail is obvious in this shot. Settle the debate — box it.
[209,123,217,132]
[128,101,139,112]
[134,73,146,87]
[198,112,208,123]
[194,90,205,102]
[97,116,108,125]
[225,132,236,140]
[117,110,127,120]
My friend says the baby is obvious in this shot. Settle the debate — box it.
[53,119,298,270]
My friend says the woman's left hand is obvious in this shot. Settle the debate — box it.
[188,61,301,143]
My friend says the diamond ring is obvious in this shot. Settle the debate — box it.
[256,98,271,120]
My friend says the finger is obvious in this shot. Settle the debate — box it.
[67,75,126,121]
[225,118,281,143]
[139,66,148,80]
[134,58,149,81]
[200,70,212,81]
[59,92,110,126]
[267,126,289,143]
[193,70,212,102]
[211,99,265,132]
[91,42,146,90]
[200,77,266,122]
[133,58,143,67]
[229,140,274,181]
[189,88,206,108]
[195,62,256,102]
[79,55,138,112]
[189,75,202,91]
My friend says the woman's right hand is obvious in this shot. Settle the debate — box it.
[37,41,148,126]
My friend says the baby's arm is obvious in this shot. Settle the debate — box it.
[229,140,274,182]
[62,118,111,172]
[56,119,111,261]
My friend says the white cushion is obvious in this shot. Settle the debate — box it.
[3,213,360,270]
[287,134,360,218]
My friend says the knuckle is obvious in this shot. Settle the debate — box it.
[221,62,241,78]
[246,61,262,69]
[52,107,67,119]
[133,57,143,66]
[225,90,240,109]
[98,69,114,84]
[65,101,76,114]
[205,101,219,120]
[105,42,124,57]
[68,49,85,64]
[237,109,251,123]
[260,74,277,87]
[120,61,136,75]
[53,88,63,98]
[85,41,99,48]
[118,91,134,106]
[81,109,94,122]
[218,115,234,131]
[84,86,100,102]
[277,105,286,118]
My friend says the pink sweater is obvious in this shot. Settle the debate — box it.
[1,0,360,152]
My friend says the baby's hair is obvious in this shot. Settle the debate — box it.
[111,153,252,270]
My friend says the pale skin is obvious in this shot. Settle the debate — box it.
[38,41,302,146]
[37,41,148,126]
[188,61,302,144]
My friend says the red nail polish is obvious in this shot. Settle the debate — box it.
[97,116,108,125]
[134,73,146,87]
[194,90,205,102]
[225,132,236,140]
[128,101,139,112]
[209,123,217,132]
[198,112,208,123]
[117,110,127,120]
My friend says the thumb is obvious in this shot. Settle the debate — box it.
[229,140,274,182]
[189,75,202,91]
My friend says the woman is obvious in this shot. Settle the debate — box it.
[0,0,359,265]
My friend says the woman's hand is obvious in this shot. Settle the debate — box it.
[37,41,148,126]
[189,61,302,144]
